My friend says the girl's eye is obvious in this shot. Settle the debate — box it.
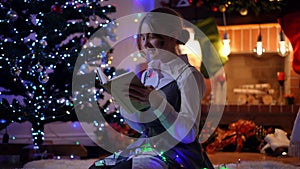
[138,35,146,40]
[139,34,163,41]
[140,35,145,40]
[149,34,161,39]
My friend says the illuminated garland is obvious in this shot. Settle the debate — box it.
[167,0,285,16]
[0,0,125,146]
[204,0,285,16]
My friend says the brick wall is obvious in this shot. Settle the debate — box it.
[223,53,285,104]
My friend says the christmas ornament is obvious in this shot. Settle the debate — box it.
[239,8,248,16]
[11,66,21,76]
[39,39,48,47]
[211,6,218,12]
[218,5,226,13]
[51,3,63,13]
[38,72,49,84]
[102,50,114,65]
[108,55,113,64]
[7,10,18,22]
[34,63,44,73]
[80,37,88,45]
[160,1,169,7]
[196,0,204,7]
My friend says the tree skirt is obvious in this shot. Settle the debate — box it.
[23,159,299,169]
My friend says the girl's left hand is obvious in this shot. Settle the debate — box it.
[128,84,155,111]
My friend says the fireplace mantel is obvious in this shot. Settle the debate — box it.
[201,104,299,134]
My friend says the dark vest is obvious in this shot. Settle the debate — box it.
[140,80,214,169]
[141,80,180,137]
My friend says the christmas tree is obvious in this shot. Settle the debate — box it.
[0,0,137,146]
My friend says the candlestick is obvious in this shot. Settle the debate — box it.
[277,72,285,105]
[277,71,285,86]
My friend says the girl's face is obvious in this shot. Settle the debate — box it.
[138,23,177,60]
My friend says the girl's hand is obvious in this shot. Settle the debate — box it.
[128,84,155,111]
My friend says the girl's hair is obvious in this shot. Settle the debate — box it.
[137,7,189,50]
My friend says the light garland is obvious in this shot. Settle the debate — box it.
[203,0,284,16]
[277,30,290,57]
[253,25,265,57]
[222,12,231,56]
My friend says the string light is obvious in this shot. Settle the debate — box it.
[253,25,265,57]
[222,12,231,56]
[223,33,231,56]
[277,30,290,57]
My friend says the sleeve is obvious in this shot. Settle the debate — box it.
[120,107,144,133]
[149,68,205,143]
[119,70,152,133]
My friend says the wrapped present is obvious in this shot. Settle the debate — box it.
[204,119,257,153]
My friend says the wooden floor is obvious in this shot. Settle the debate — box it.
[207,152,300,167]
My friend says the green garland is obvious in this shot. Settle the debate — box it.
[203,0,285,15]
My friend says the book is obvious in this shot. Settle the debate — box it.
[96,67,146,113]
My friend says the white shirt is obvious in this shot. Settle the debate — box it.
[122,55,205,143]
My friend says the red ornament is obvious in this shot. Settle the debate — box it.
[51,3,63,13]
[80,37,88,45]
[160,1,169,7]
[196,0,204,7]
[211,6,218,12]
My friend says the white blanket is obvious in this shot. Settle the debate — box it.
[23,159,97,169]
[23,159,299,169]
